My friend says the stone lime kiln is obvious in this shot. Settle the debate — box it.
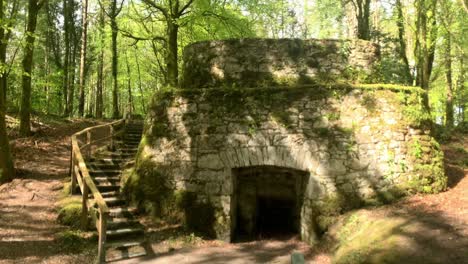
[123,39,446,244]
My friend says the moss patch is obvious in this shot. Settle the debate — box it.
[331,212,407,264]
[55,230,96,253]
[57,196,82,229]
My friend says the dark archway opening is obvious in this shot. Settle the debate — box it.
[232,166,307,242]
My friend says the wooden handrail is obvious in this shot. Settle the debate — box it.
[70,118,127,263]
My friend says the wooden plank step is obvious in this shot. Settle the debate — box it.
[103,197,126,207]
[88,157,126,164]
[87,162,120,170]
[89,169,121,176]
[118,147,138,152]
[106,227,144,238]
[96,182,120,188]
[96,185,120,192]
[105,246,147,263]
[105,236,145,249]
[94,176,120,182]
[92,190,119,198]
[108,220,142,230]
[109,207,137,217]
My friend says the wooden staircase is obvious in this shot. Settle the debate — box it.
[70,119,150,263]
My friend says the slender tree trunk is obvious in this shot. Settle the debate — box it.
[134,46,146,114]
[68,28,78,116]
[166,21,179,87]
[96,7,104,118]
[111,20,119,118]
[395,0,413,84]
[0,0,18,105]
[78,0,88,117]
[457,57,466,123]
[415,0,437,110]
[125,51,133,116]
[0,0,15,183]
[19,0,43,137]
[444,33,454,128]
[63,0,70,115]
[44,38,50,114]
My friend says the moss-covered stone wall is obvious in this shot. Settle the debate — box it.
[124,84,446,243]
[181,38,380,88]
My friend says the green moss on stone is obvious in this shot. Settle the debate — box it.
[57,196,82,228]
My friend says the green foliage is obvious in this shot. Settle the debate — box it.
[411,140,423,159]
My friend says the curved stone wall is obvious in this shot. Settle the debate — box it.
[181,38,380,88]
[125,85,446,243]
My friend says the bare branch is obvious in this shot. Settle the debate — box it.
[141,0,168,18]
[178,0,195,17]
[119,28,166,43]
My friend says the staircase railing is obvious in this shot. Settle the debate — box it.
[70,119,126,263]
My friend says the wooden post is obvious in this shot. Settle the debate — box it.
[86,131,91,157]
[81,182,89,230]
[109,125,114,151]
[70,148,76,195]
[97,211,108,263]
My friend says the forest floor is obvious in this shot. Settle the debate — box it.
[0,117,466,264]
[0,116,101,263]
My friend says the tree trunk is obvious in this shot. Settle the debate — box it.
[19,0,43,137]
[0,0,18,105]
[0,0,15,183]
[78,0,88,117]
[111,19,119,118]
[395,0,413,84]
[444,33,454,128]
[125,51,133,116]
[166,21,179,87]
[68,28,78,117]
[63,0,70,116]
[354,0,371,40]
[96,7,104,118]
[415,0,437,111]
[134,46,146,114]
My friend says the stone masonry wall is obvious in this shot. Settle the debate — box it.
[124,85,446,244]
[182,39,380,89]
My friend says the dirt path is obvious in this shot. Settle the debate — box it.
[0,120,99,264]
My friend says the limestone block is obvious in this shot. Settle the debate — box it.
[198,153,224,170]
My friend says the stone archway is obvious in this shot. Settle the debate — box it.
[231,166,309,241]
[217,146,323,243]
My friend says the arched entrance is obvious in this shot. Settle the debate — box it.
[232,166,309,241]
